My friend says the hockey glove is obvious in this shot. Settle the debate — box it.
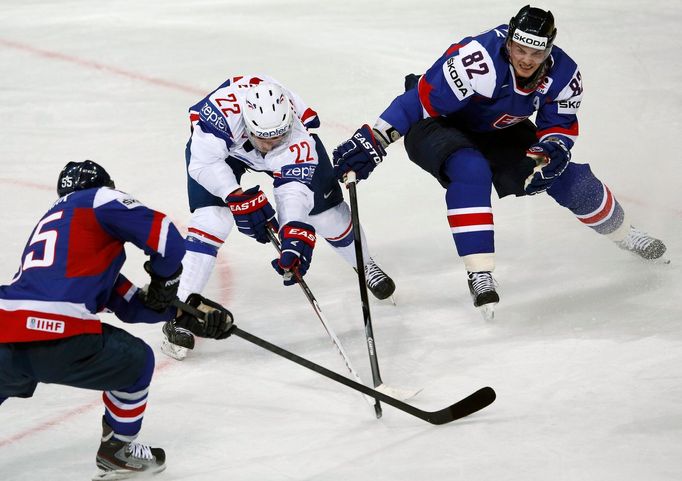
[226,186,279,243]
[524,139,571,195]
[332,125,386,181]
[271,221,316,286]
[174,293,234,339]
[140,261,182,312]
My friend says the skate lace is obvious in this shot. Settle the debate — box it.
[469,272,495,294]
[125,442,154,460]
[364,260,387,288]
[621,227,654,252]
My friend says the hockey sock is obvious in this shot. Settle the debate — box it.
[177,233,220,301]
[103,344,154,442]
[547,163,625,235]
[443,149,495,257]
[310,203,371,268]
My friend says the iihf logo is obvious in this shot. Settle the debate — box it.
[26,316,65,334]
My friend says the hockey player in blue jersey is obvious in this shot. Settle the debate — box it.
[332,5,667,319]
[0,161,233,479]
[163,75,396,359]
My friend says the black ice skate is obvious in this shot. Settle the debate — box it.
[616,225,668,262]
[94,418,166,480]
[467,271,499,321]
[160,319,195,361]
[364,258,396,301]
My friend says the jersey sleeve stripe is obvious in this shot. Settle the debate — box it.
[537,121,579,140]
[418,76,440,118]
[145,211,165,254]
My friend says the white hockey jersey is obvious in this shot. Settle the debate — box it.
[186,74,321,225]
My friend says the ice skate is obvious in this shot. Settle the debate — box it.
[615,225,668,263]
[161,320,195,361]
[467,271,499,320]
[93,418,166,480]
[364,258,396,302]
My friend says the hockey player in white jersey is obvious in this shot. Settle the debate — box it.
[163,75,395,359]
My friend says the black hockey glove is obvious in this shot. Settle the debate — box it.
[175,293,234,340]
[141,261,182,312]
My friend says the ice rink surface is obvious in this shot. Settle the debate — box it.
[1,1,681,479]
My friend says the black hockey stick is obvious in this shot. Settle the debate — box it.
[344,170,383,418]
[171,298,496,425]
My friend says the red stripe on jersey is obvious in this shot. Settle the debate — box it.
[189,113,200,123]
[445,43,463,57]
[66,208,123,278]
[579,186,614,225]
[418,76,439,118]
[301,108,318,124]
[103,394,147,419]
[448,212,494,228]
[326,220,353,241]
[187,227,224,245]
[0,309,102,343]
[115,278,134,298]
[146,211,164,252]
[537,121,579,139]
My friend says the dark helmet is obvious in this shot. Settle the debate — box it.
[508,5,557,51]
[57,160,115,197]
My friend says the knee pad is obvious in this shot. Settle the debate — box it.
[122,344,155,394]
[186,206,233,251]
[444,148,493,186]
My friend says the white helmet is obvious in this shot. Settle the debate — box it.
[242,82,293,139]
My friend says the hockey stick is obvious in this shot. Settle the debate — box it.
[344,170,384,418]
[266,227,375,409]
[171,298,496,425]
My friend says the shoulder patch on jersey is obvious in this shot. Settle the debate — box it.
[198,100,229,134]
[555,67,583,114]
[93,188,142,210]
[455,40,497,98]
[443,56,474,101]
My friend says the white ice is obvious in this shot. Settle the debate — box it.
[1,1,681,480]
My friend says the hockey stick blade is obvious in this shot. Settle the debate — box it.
[231,326,496,425]
[376,383,423,401]
[171,299,496,424]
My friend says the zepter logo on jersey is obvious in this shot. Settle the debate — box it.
[200,101,228,133]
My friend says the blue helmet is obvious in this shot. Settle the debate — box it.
[57,160,114,197]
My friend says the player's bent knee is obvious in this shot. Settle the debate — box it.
[444,148,493,185]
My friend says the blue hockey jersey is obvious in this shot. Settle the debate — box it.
[0,187,185,343]
[379,25,583,149]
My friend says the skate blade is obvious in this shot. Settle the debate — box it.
[161,337,190,361]
[477,303,497,321]
[376,383,423,401]
[93,465,166,480]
